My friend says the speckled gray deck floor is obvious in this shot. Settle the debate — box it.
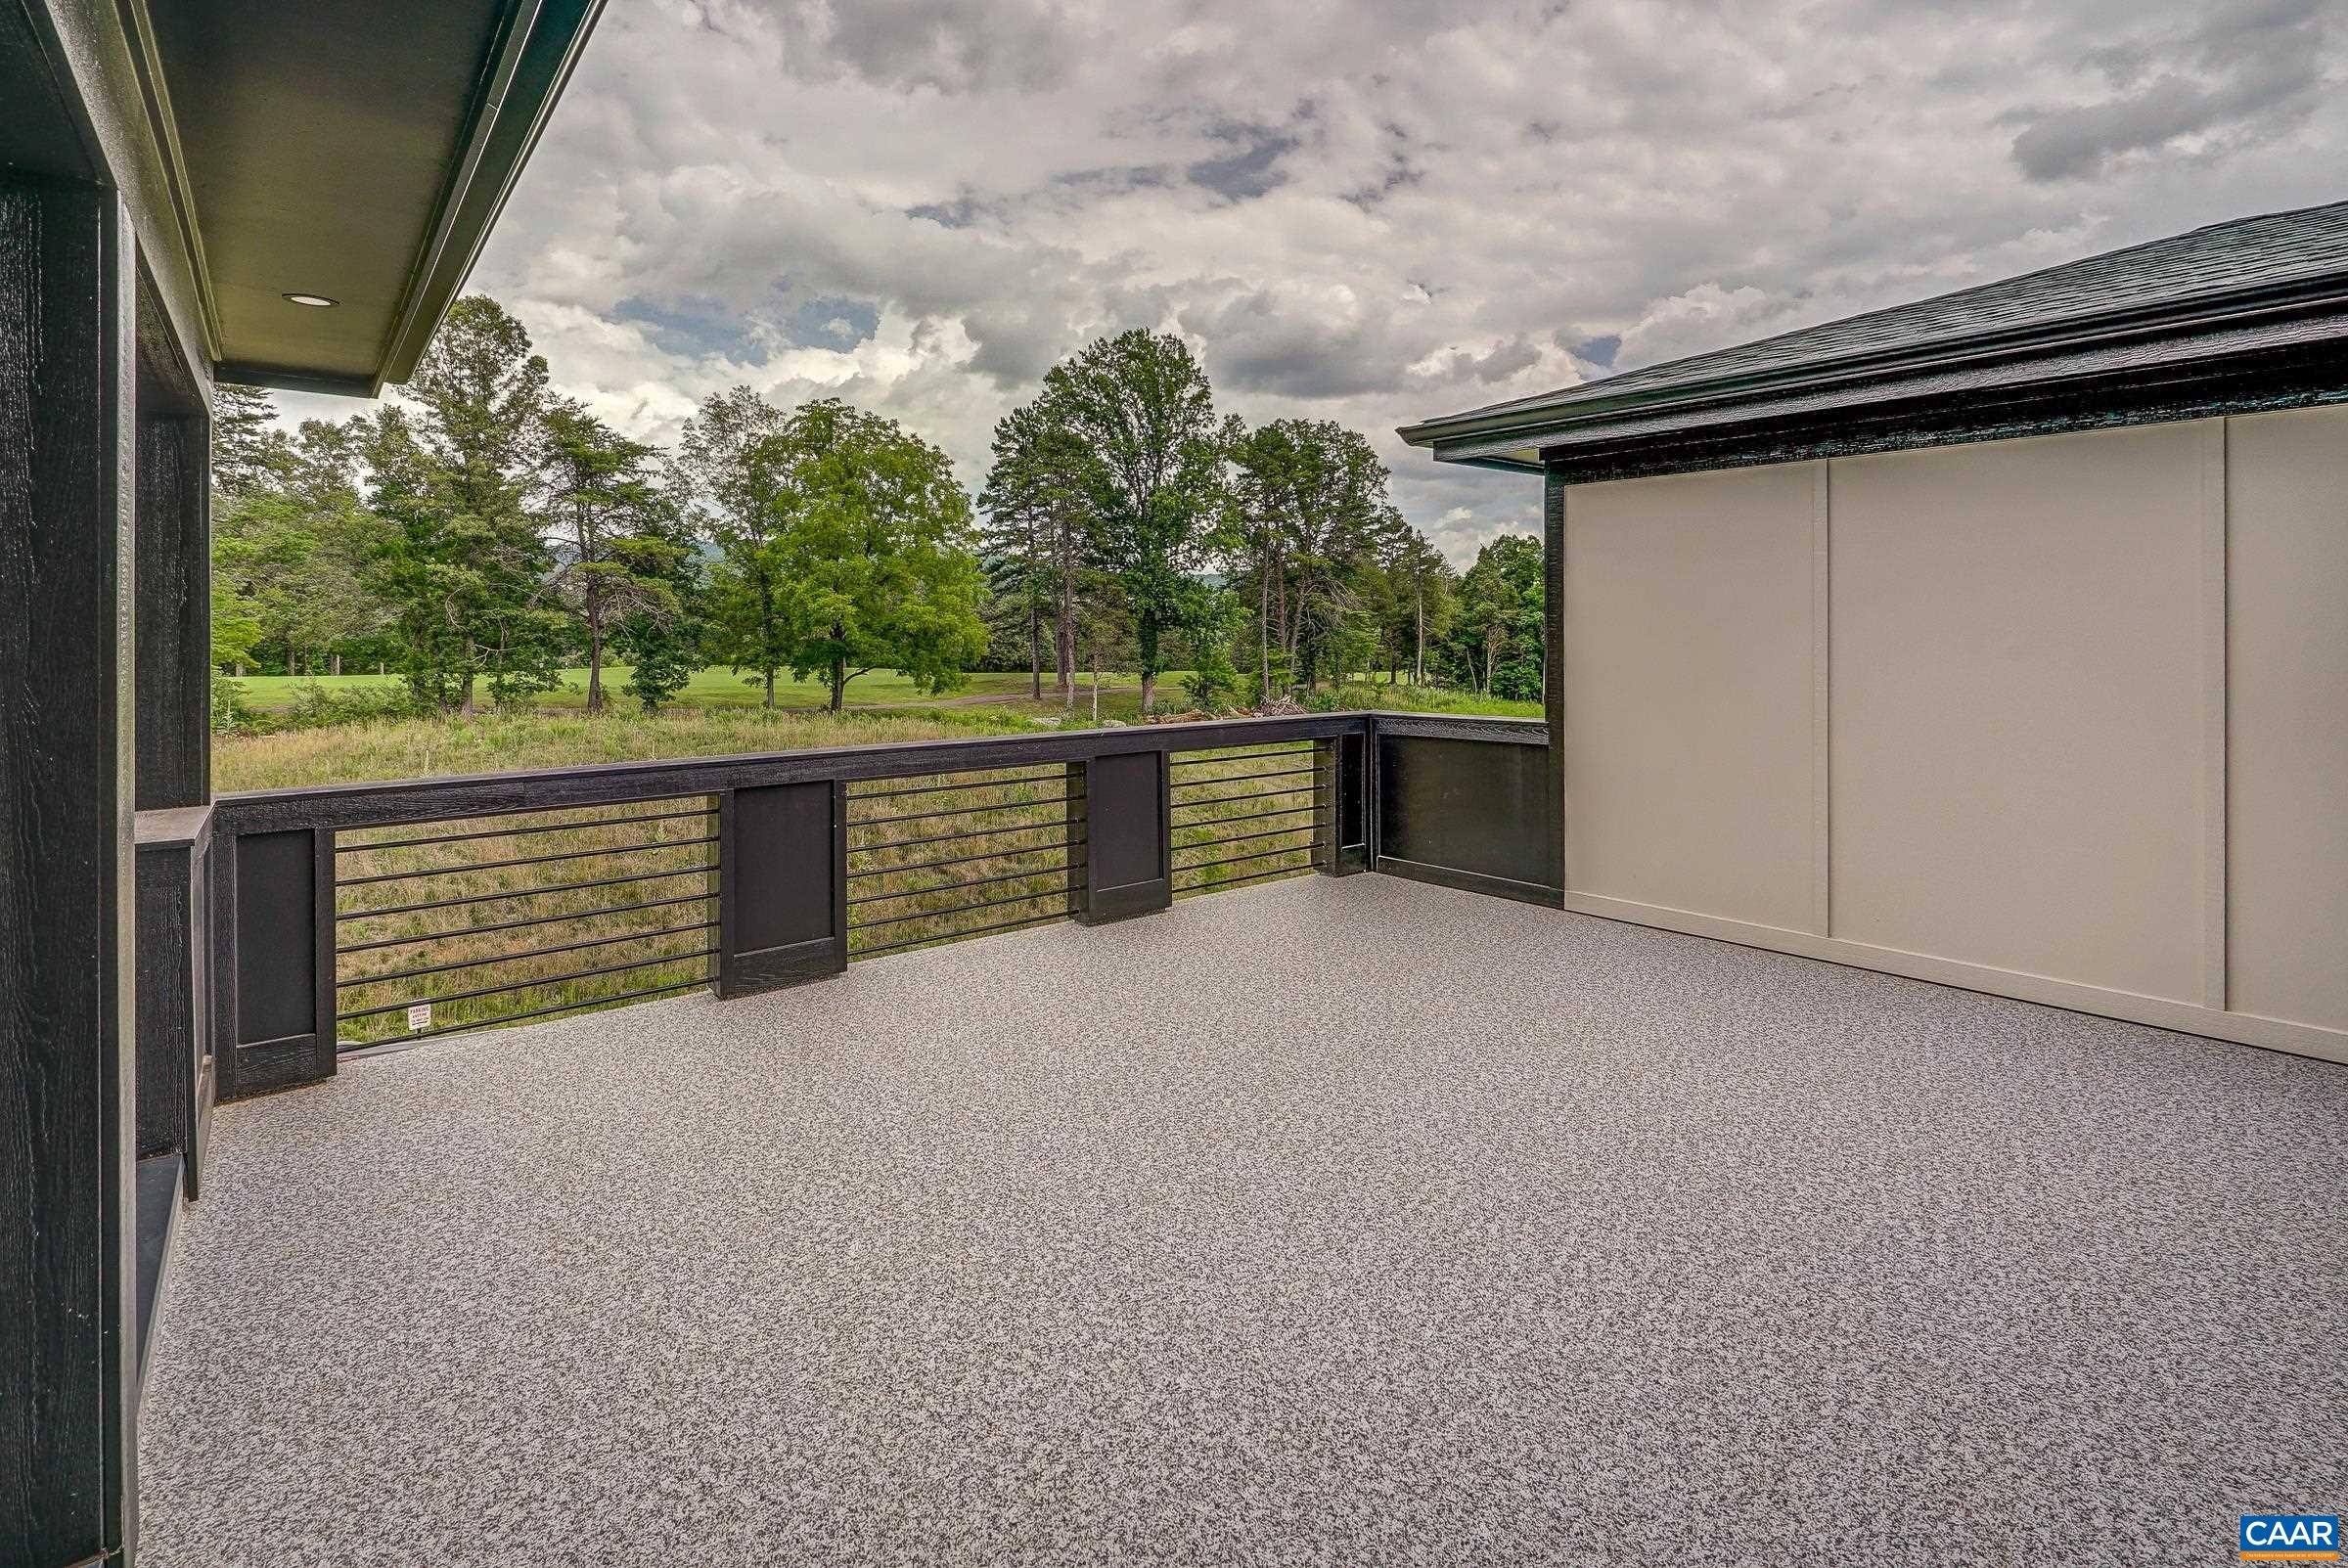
[140,874,2348,1566]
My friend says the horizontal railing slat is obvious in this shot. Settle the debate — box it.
[338,831,718,886]
[338,946,720,1022]
[339,863,709,921]
[335,891,712,955]
[339,918,721,989]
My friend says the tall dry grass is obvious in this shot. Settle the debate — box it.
[215,706,1042,795]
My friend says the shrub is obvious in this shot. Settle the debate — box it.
[1182,662,1238,714]
[284,683,426,731]
[210,671,254,734]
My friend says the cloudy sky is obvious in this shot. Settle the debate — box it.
[277,0,2347,562]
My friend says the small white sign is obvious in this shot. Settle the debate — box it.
[406,1003,432,1032]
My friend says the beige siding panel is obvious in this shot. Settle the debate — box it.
[2226,404,2348,1033]
[1828,425,2208,1002]
[1563,463,1818,931]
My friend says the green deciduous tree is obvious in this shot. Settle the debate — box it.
[753,399,989,711]
[1031,330,1231,713]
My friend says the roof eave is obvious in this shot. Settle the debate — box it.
[1400,269,2348,461]
[371,0,609,393]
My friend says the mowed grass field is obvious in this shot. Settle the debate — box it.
[214,706,1054,793]
[231,664,1152,713]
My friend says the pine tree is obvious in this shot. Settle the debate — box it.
[537,402,689,713]
[361,297,563,713]
[979,398,1095,705]
[673,387,791,707]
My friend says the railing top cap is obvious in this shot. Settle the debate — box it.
[209,709,1544,832]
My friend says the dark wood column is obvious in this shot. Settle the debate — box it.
[0,177,140,1567]
[135,407,208,811]
[131,284,215,1208]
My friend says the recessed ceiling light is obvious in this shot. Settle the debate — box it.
[283,292,338,307]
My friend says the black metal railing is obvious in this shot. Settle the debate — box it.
[332,797,719,1047]
[844,763,1082,959]
[202,712,1554,1100]
[1168,739,1326,896]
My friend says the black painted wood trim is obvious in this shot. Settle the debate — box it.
[830,781,849,975]
[715,787,740,993]
[1534,340,2348,486]
[132,1153,180,1410]
[717,782,844,997]
[219,827,332,1099]
[1376,856,1565,909]
[133,409,207,811]
[133,840,194,1161]
[1409,279,2348,454]
[0,175,137,1568]
[1320,730,1369,874]
[1076,749,1171,924]
[1370,714,1549,745]
[204,825,239,1101]
[311,827,337,1079]
[210,714,1375,835]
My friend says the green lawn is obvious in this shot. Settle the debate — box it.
[230,665,1156,713]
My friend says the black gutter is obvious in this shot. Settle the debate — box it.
[1397,270,2348,456]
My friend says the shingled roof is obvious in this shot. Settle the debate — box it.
[1402,200,2348,478]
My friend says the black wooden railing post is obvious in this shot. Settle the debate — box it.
[211,825,338,1099]
[1074,748,1171,923]
[134,809,212,1193]
[1063,761,1089,919]
[717,781,849,995]
[1315,721,1370,874]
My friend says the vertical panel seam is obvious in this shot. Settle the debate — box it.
[2204,419,2230,1011]
[1812,461,1832,938]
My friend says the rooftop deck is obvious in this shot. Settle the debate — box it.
[138,874,2348,1566]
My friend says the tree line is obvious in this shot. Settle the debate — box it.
[213,297,1548,721]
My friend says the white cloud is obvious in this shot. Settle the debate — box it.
[272,0,2348,564]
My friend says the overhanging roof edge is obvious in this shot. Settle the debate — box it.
[1400,267,2348,456]
[372,0,610,392]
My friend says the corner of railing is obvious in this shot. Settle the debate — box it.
[1314,716,1371,875]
